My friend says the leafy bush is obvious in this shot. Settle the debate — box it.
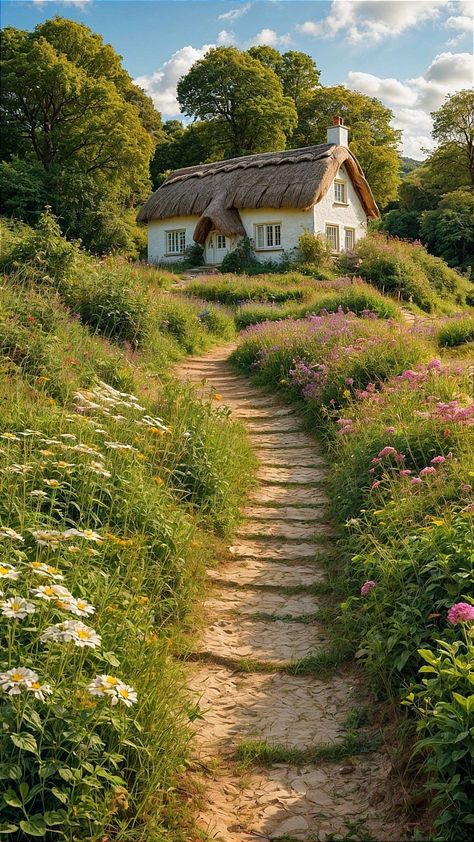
[220,236,259,274]
[67,269,149,344]
[437,316,474,348]
[184,242,204,267]
[295,230,332,268]
[185,276,310,305]
[0,210,79,287]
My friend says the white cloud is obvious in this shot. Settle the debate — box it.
[218,3,251,22]
[217,30,236,45]
[445,15,473,31]
[31,0,92,7]
[250,28,293,47]
[297,0,450,44]
[345,51,473,158]
[134,44,214,116]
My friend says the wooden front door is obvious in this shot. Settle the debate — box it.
[205,232,230,265]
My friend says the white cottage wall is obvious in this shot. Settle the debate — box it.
[147,215,200,263]
[313,165,368,246]
[238,207,315,263]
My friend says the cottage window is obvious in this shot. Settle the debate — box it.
[334,180,347,204]
[344,227,355,251]
[255,223,282,250]
[216,234,227,249]
[166,229,186,254]
[325,224,340,252]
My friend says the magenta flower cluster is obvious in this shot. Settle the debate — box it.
[447,602,474,625]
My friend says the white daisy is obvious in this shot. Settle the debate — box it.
[63,528,103,543]
[0,433,21,442]
[88,462,111,478]
[31,584,72,602]
[30,490,48,499]
[0,528,24,542]
[104,442,138,452]
[0,563,20,581]
[30,529,65,546]
[114,682,138,707]
[87,674,137,706]
[29,562,64,580]
[0,667,39,695]
[28,680,52,701]
[1,597,36,619]
[65,597,95,617]
[41,620,101,649]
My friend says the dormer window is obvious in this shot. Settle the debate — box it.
[334,180,347,204]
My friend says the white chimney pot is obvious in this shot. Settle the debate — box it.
[327,116,349,147]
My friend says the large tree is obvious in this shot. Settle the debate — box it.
[176,47,297,157]
[0,18,160,253]
[432,89,474,186]
[292,86,401,208]
[248,46,320,112]
[150,121,222,188]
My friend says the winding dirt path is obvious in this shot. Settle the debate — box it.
[177,345,402,842]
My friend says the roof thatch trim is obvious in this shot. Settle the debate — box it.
[138,144,379,237]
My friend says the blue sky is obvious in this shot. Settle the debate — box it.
[2,1,472,157]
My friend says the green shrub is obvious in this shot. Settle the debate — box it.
[220,236,259,274]
[184,242,204,267]
[0,210,79,287]
[437,316,474,348]
[296,230,332,267]
[355,234,435,311]
[67,269,149,345]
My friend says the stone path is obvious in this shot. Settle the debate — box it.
[176,345,403,841]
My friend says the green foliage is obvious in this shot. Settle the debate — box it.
[296,230,332,268]
[220,236,261,274]
[183,242,204,267]
[420,190,474,270]
[437,316,474,348]
[432,89,474,187]
[0,259,253,836]
[293,86,401,208]
[0,210,78,286]
[406,637,474,839]
[355,233,469,311]
[0,18,160,254]
[379,208,421,241]
[176,47,297,156]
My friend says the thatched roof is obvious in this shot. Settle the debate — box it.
[138,143,379,244]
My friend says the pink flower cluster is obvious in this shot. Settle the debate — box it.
[447,602,474,625]
[361,580,376,596]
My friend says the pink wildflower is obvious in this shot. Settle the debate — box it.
[371,480,381,489]
[378,446,397,458]
[447,602,474,625]
[461,484,472,493]
[462,503,474,512]
[411,477,422,485]
[399,469,412,477]
[420,466,436,476]
[431,456,446,465]
[385,427,396,434]
[427,358,442,371]
[361,580,376,596]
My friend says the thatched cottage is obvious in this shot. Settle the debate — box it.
[138,118,379,265]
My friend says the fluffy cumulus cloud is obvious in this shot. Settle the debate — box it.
[346,51,473,157]
[31,0,92,7]
[445,0,473,31]
[217,30,236,45]
[218,3,252,22]
[297,0,451,43]
[134,44,214,116]
[249,28,293,48]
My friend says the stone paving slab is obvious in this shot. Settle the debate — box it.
[193,754,401,841]
[199,617,329,662]
[249,484,328,505]
[208,559,325,587]
[189,666,354,754]
[232,406,296,419]
[204,587,320,617]
[257,466,327,484]
[229,540,328,560]
[236,520,330,540]
[242,505,327,521]
[254,448,325,467]
[245,418,303,433]
[249,433,315,448]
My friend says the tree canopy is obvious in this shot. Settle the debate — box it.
[432,89,474,186]
[176,47,297,157]
[0,17,161,254]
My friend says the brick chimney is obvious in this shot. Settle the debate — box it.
[326,116,348,147]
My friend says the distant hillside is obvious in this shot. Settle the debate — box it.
[400,156,423,176]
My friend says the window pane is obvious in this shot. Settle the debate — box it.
[345,228,354,250]
[266,225,274,247]
[217,234,226,249]
[274,224,281,246]
[335,182,345,203]
[326,225,339,251]
[256,225,264,249]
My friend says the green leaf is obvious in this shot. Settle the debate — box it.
[19,783,29,801]
[2,790,22,808]
[102,651,120,667]
[0,824,19,835]
[10,733,37,754]
[51,787,68,805]
[44,811,66,826]
[19,816,47,837]
[57,768,73,782]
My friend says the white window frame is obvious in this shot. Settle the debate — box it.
[254,223,282,251]
[344,227,355,252]
[216,234,227,249]
[166,229,186,255]
[325,224,340,252]
[334,180,347,204]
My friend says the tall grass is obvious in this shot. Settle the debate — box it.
[0,220,254,838]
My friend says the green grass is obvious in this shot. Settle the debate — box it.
[235,732,382,766]
[436,315,474,348]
